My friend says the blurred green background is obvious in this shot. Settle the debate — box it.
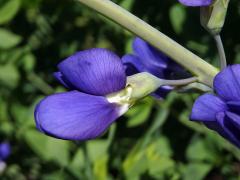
[1,0,240,179]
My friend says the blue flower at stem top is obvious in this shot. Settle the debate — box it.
[122,37,188,99]
[191,65,240,148]
[178,0,212,6]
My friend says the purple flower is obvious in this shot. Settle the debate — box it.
[191,65,240,148]
[35,48,129,140]
[178,0,212,6]
[122,37,188,99]
[0,142,10,161]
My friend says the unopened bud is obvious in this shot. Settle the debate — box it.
[200,0,229,35]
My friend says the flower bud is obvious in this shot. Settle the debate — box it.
[200,0,229,35]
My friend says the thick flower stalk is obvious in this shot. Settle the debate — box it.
[191,65,240,148]
[77,0,218,87]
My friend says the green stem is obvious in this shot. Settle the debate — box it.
[77,0,219,87]
[107,124,116,148]
[28,73,54,95]
[214,34,227,69]
[176,82,212,93]
[160,77,197,86]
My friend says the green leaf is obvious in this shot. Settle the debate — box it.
[206,132,240,161]
[0,97,8,121]
[126,98,153,127]
[120,0,134,11]
[87,140,109,162]
[145,107,169,136]
[21,53,36,72]
[186,136,217,163]
[146,138,175,178]
[24,130,49,159]
[93,154,109,180]
[182,163,212,180]
[69,149,85,178]
[46,138,70,166]
[148,157,175,179]
[0,121,14,136]
[0,64,19,88]
[147,137,173,158]
[24,130,70,166]
[0,28,22,49]
[186,41,208,55]
[86,140,110,179]
[169,4,186,34]
[42,171,66,180]
[70,149,85,170]
[0,0,21,24]
[123,149,148,179]
[123,137,174,179]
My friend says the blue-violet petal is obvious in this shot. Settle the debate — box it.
[216,112,240,148]
[225,111,240,132]
[58,48,126,96]
[190,94,227,121]
[53,72,74,89]
[132,37,168,71]
[227,101,240,114]
[122,54,145,76]
[178,0,212,6]
[214,65,240,101]
[35,91,122,140]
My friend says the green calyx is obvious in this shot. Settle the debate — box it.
[106,72,199,107]
[126,72,163,101]
[106,73,161,107]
